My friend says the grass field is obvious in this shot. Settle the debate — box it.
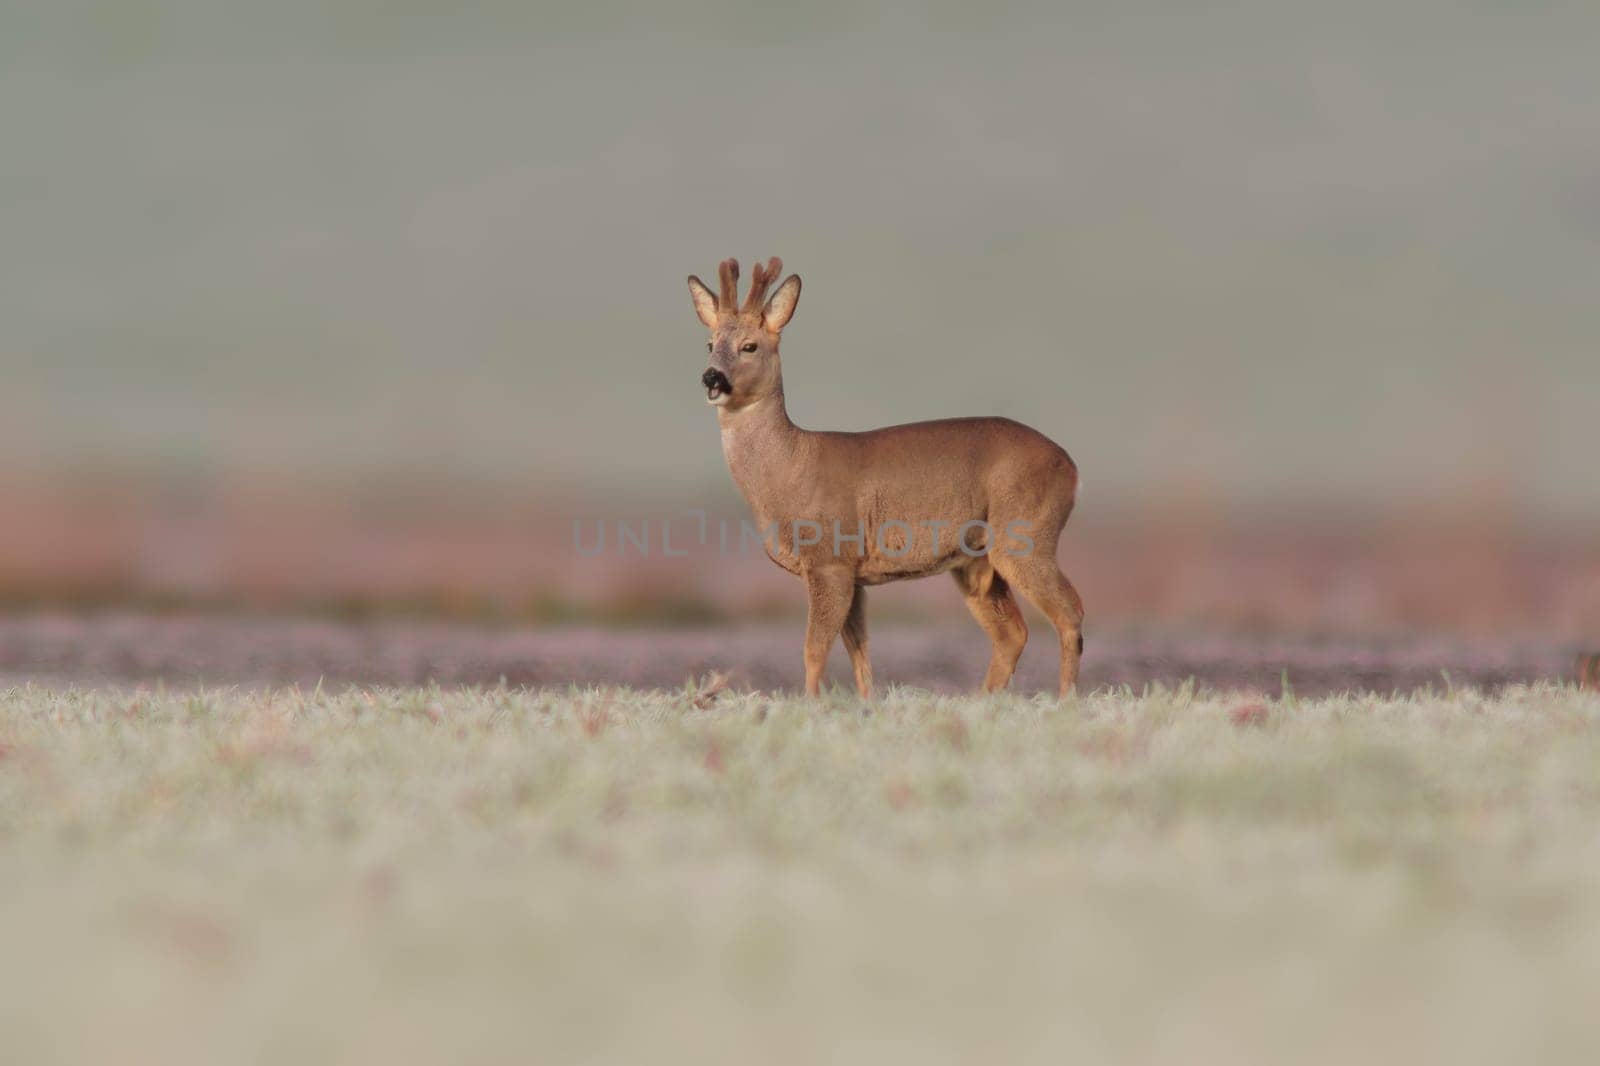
[5,682,1600,1065]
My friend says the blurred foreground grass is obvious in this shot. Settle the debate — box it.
[4,683,1600,1065]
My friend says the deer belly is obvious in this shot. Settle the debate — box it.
[854,516,987,584]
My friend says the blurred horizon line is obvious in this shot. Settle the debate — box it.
[1,456,1586,528]
[3,462,1596,635]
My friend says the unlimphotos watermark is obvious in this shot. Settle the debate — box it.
[573,511,1035,559]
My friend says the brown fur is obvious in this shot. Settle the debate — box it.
[687,257,1084,699]
[1580,654,1600,691]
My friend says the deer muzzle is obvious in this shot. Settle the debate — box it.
[702,367,732,405]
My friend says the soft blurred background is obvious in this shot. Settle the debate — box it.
[4,0,1599,644]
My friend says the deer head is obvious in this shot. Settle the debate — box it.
[688,257,801,410]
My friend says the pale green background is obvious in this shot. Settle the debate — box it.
[3,2,1597,516]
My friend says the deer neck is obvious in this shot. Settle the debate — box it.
[716,386,812,519]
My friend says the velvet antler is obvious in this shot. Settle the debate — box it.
[743,257,783,313]
[717,258,741,313]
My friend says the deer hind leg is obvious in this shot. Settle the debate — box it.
[802,566,856,697]
[952,558,1028,692]
[839,585,874,700]
[992,552,1085,697]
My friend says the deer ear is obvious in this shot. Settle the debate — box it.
[763,275,801,332]
[687,276,719,328]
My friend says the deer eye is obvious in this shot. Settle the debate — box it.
[706,342,713,352]
[740,342,759,353]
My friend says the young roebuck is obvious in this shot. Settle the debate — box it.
[689,257,1085,698]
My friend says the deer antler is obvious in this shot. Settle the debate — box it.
[743,257,784,313]
[717,258,741,313]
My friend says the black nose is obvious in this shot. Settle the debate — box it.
[702,368,730,391]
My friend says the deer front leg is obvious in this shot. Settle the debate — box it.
[802,566,855,697]
[839,585,874,700]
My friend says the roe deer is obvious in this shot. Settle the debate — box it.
[688,257,1084,698]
